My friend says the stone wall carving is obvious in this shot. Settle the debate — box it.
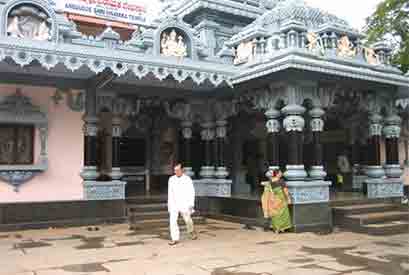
[366,178,403,199]
[6,5,51,41]
[83,180,126,200]
[0,89,48,191]
[234,41,255,65]
[363,47,380,65]
[286,181,331,204]
[160,29,188,58]
[153,14,209,61]
[336,36,356,58]
[164,101,194,122]
[306,32,324,55]
[194,179,232,197]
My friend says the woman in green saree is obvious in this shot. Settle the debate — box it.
[261,169,292,233]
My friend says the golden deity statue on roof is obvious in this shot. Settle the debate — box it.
[306,32,324,54]
[337,35,356,58]
[363,47,380,65]
[234,41,255,65]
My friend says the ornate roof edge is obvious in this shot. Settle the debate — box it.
[227,27,269,46]
[316,23,362,38]
[232,51,409,89]
[171,0,265,21]
[0,37,234,87]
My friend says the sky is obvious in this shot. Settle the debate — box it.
[305,0,382,30]
[140,0,384,31]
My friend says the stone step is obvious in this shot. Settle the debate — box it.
[345,211,408,226]
[126,196,167,205]
[129,216,206,230]
[330,197,401,207]
[333,203,401,215]
[361,220,409,236]
[129,211,169,220]
[205,213,262,227]
[127,203,168,213]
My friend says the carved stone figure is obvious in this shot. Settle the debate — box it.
[161,33,169,55]
[161,29,187,58]
[6,16,23,38]
[306,32,324,54]
[337,36,356,57]
[35,21,50,41]
[364,47,380,65]
[176,35,187,56]
[7,5,51,41]
[234,41,255,65]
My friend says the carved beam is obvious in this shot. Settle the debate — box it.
[87,68,116,90]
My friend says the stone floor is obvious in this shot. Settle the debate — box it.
[1,220,408,275]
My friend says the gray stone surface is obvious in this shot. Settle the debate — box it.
[83,181,127,200]
[0,220,408,275]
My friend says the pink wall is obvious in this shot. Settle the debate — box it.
[0,85,84,202]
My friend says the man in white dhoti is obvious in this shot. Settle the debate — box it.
[168,163,197,245]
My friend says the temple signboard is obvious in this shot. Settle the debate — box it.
[52,0,148,25]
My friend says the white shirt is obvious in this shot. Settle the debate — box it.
[167,174,195,213]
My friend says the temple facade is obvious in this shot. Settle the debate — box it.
[0,0,408,231]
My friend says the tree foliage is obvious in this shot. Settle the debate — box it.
[365,0,409,73]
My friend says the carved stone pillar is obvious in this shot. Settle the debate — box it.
[200,122,215,178]
[365,113,385,179]
[309,107,327,180]
[282,104,308,180]
[383,114,402,178]
[181,121,194,178]
[365,112,403,199]
[215,120,229,179]
[110,116,122,180]
[265,108,280,177]
[81,87,99,181]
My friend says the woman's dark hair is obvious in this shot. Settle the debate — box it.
[272,169,281,177]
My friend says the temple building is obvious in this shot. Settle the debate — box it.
[0,0,408,232]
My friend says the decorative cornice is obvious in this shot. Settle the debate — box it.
[0,38,234,87]
[232,51,409,88]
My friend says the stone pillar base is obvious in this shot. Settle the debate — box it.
[193,179,232,197]
[110,168,123,180]
[384,164,402,178]
[215,167,229,179]
[366,165,385,178]
[286,180,331,204]
[80,166,99,181]
[83,180,127,200]
[184,167,195,178]
[364,178,403,199]
[286,180,332,233]
[352,175,367,191]
[284,165,308,181]
[309,166,327,180]
[199,166,215,178]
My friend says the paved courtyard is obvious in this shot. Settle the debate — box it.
[1,220,408,275]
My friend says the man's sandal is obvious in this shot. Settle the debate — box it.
[168,240,178,246]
